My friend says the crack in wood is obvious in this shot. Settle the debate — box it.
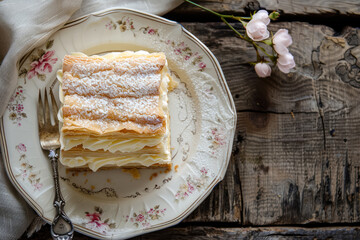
[237,109,317,115]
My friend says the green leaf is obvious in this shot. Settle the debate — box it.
[38,74,46,81]
[104,218,109,224]
[262,39,273,46]
[269,55,278,63]
[46,40,54,49]
[18,68,27,77]
[21,113,27,118]
[37,49,45,58]
[30,55,39,62]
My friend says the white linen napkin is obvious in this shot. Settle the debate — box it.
[0,0,182,239]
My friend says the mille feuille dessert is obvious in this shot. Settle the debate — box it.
[58,51,177,172]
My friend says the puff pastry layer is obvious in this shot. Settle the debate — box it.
[58,51,175,171]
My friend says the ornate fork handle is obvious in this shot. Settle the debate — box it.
[49,149,74,240]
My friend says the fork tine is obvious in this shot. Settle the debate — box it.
[44,88,51,125]
[50,88,59,126]
[37,90,44,129]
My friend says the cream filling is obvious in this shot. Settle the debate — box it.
[58,51,171,154]
[61,136,164,153]
[60,153,171,172]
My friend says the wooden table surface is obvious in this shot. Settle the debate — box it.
[20,1,360,239]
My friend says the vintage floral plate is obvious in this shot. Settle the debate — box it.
[0,8,236,240]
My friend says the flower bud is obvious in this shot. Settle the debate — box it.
[255,62,272,78]
[273,29,293,55]
[277,52,296,73]
[269,11,280,20]
[246,20,269,41]
[252,10,270,25]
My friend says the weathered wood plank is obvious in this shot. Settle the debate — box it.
[179,21,360,225]
[133,226,360,240]
[170,0,360,17]
[183,153,242,222]
[20,225,360,240]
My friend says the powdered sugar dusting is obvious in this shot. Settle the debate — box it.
[61,52,169,134]
[62,55,164,98]
[63,94,163,125]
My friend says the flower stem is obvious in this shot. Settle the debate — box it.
[184,0,251,20]
[184,0,223,17]
[221,17,247,40]
[253,42,273,58]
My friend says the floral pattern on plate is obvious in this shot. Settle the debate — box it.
[175,167,209,200]
[15,143,43,191]
[18,39,58,82]
[208,127,227,155]
[126,205,167,228]
[163,40,207,71]
[104,17,206,71]
[7,86,27,126]
[76,207,116,235]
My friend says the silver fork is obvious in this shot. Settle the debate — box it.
[38,88,74,240]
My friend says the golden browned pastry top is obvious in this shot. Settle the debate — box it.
[60,52,169,137]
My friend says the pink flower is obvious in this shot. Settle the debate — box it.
[174,48,181,55]
[16,143,27,153]
[86,212,101,222]
[199,62,206,69]
[26,50,58,80]
[246,19,269,41]
[105,22,112,30]
[16,104,24,113]
[142,222,151,228]
[252,10,270,25]
[85,222,109,234]
[187,183,195,193]
[277,52,296,73]
[254,62,271,78]
[200,167,208,175]
[34,182,43,190]
[136,214,145,222]
[184,55,190,60]
[148,29,155,35]
[273,29,293,55]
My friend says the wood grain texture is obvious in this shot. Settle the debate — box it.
[172,0,360,17]
[183,153,242,222]
[178,21,360,225]
[20,225,360,240]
